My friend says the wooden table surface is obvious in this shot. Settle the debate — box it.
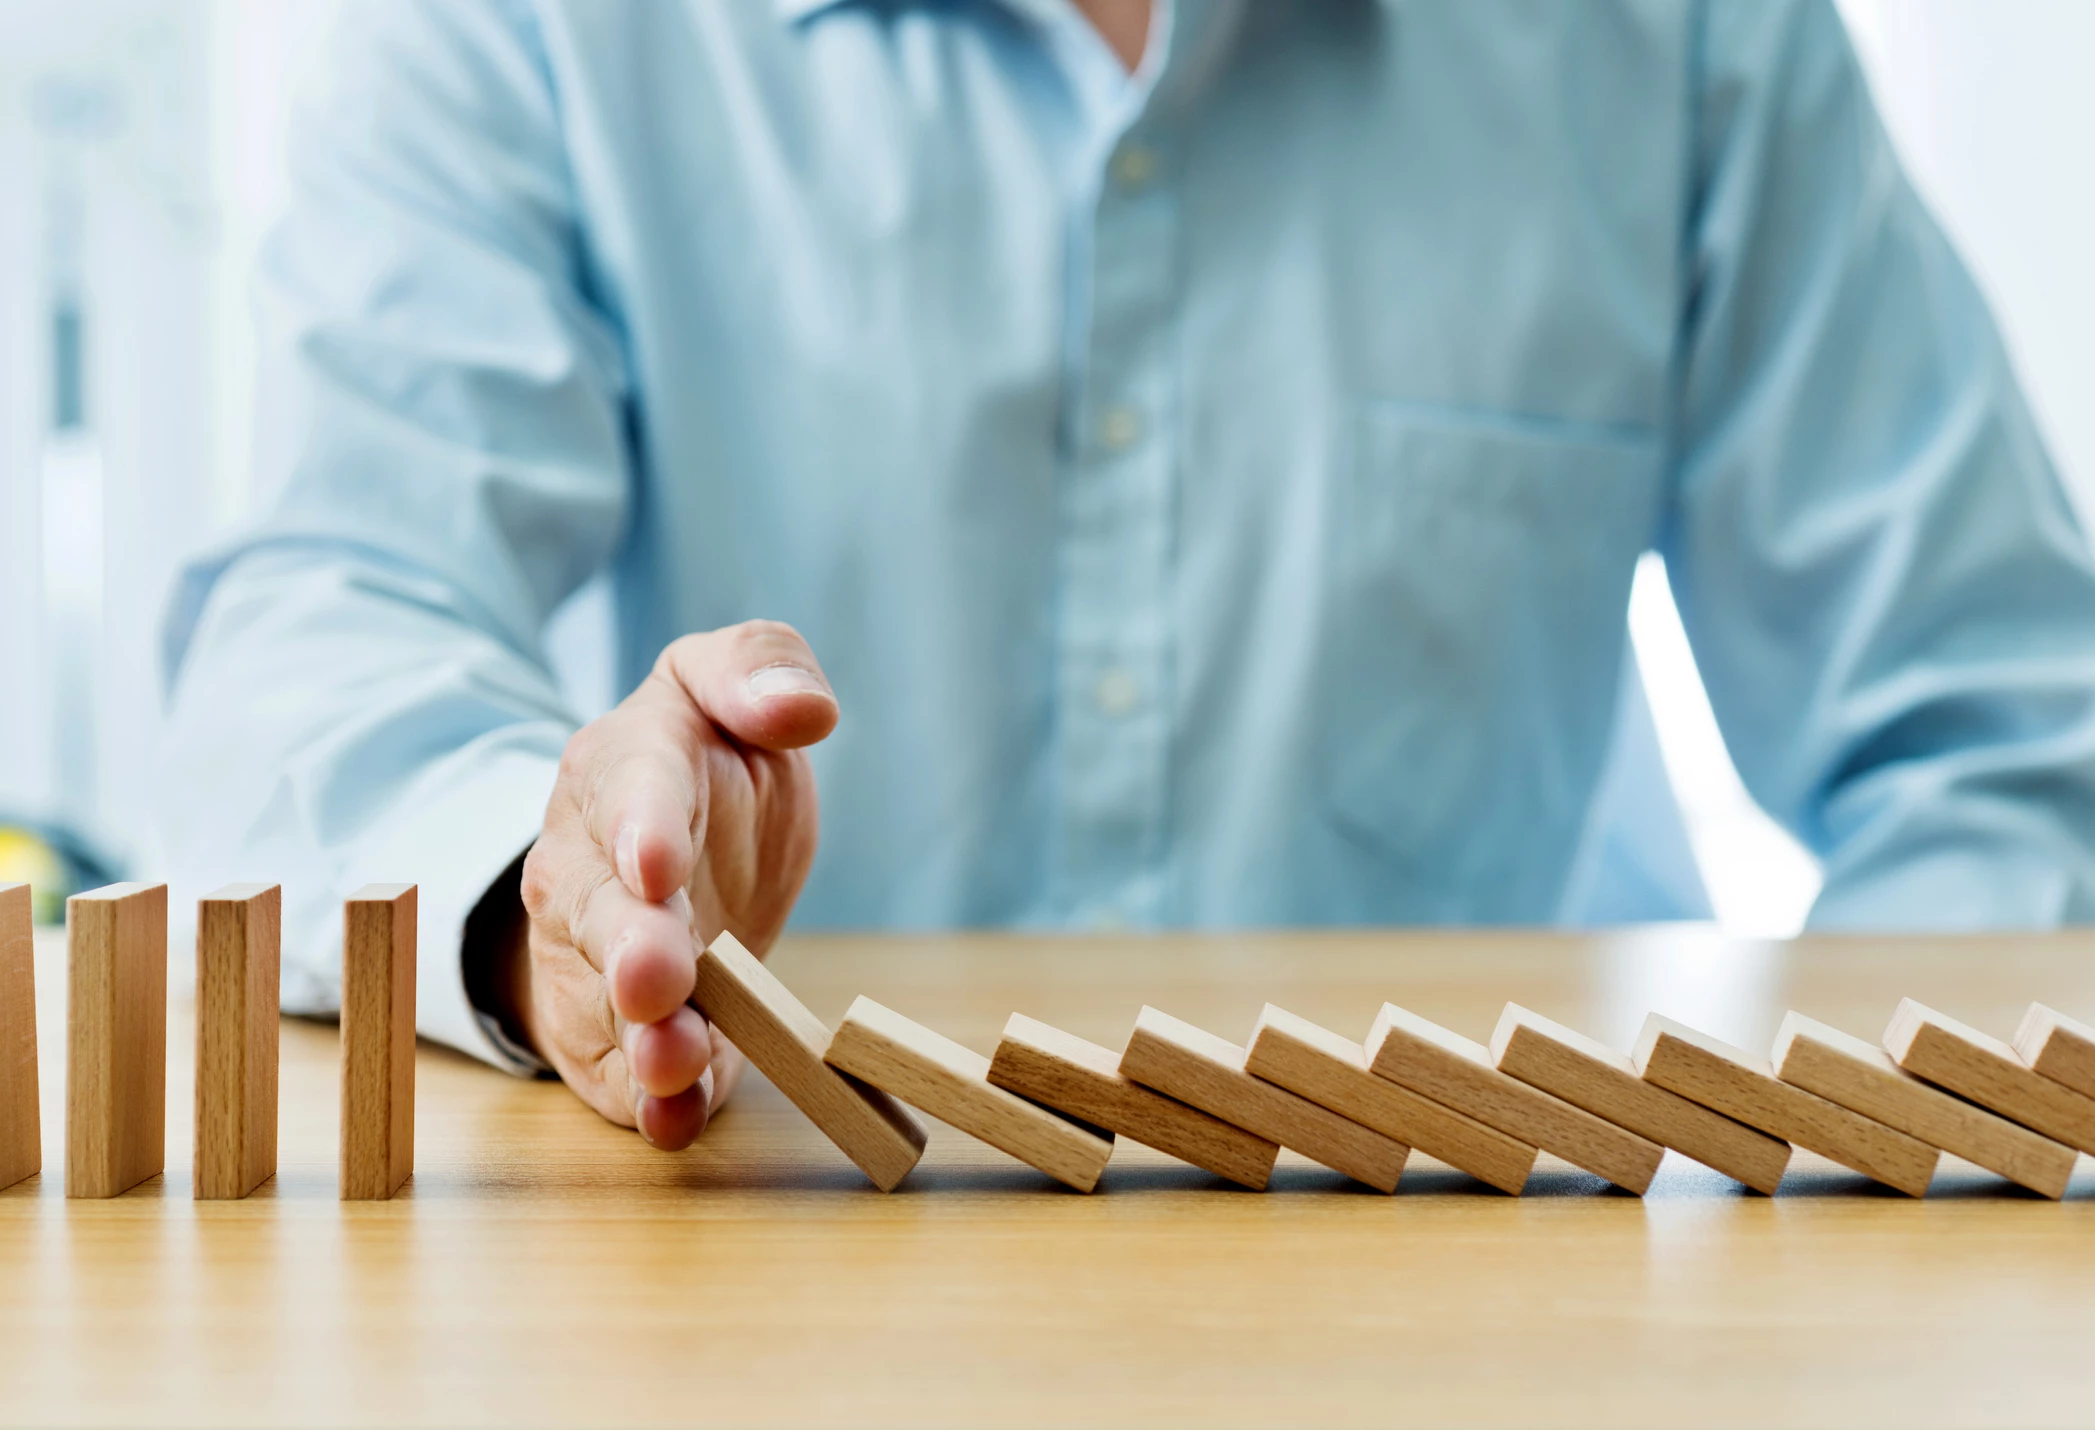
[2,925,2092,1428]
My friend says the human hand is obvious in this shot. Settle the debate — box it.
[510,621,835,1148]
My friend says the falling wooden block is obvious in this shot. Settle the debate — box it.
[193,884,281,1200]
[1634,1013,1938,1196]
[66,882,168,1198]
[0,883,37,1192]
[2013,1003,2095,1102]
[692,933,926,1191]
[1120,1006,1409,1192]
[1775,1011,2075,1200]
[1245,1004,1534,1194]
[988,1013,1278,1190]
[1366,1003,1664,1193]
[1884,999,2095,1156]
[340,884,416,1200]
[825,997,1112,1192]
[1490,1004,1790,1194]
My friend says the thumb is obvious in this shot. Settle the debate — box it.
[657,620,839,752]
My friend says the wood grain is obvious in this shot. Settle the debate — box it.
[1774,1011,2074,1200]
[1367,1003,1664,1193]
[1244,1004,1533,1194]
[1490,1003,1791,1195]
[0,884,34,1191]
[692,931,926,1190]
[340,884,415,1200]
[1885,998,2095,1155]
[1121,1006,1409,1192]
[988,1012,1278,1190]
[2012,1003,2095,1101]
[65,883,168,1198]
[825,996,1112,1191]
[194,884,280,1200]
[1635,1014,1939,1196]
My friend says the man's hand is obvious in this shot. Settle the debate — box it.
[510,621,836,1148]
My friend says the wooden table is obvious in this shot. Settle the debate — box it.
[2,926,2091,1427]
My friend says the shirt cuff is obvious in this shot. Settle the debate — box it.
[340,735,562,1073]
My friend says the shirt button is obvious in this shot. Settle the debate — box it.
[1111,142,1159,192]
[1094,667,1142,718]
[1099,405,1144,453]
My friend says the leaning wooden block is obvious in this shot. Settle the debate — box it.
[1885,999,2095,1156]
[988,1013,1278,1190]
[1367,1003,1663,1193]
[1634,1014,1938,1197]
[1245,1004,1533,1194]
[692,933,926,1191]
[825,997,1111,1192]
[0,884,37,1192]
[1121,1006,1409,1192]
[1490,1004,1790,1195]
[2013,1003,2095,1102]
[67,882,168,1198]
[194,884,281,1200]
[340,884,416,1200]
[1775,1011,2074,1200]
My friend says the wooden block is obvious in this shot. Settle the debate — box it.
[1634,1014,1938,1196]
[1245,1004,1534,1194]
[340,884,416,1200]
[194,884,281,1200]
[824,997,1112,1192]
[988,1013,1278,1190]
[0,883,37,1192]
[1885,998,2095,1156]
[1775,1011,2075,1200]
[692,933,926,1191]
[1490,1003,1791,1195]
[1366,1003,1664,1193]
[1120,1006,1410,1192]
[2013,1003,2095,1102]
[66,882,168,1198]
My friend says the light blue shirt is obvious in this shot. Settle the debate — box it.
[159,0,2095,1067]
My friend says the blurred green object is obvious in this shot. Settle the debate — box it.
[0,821,121,925]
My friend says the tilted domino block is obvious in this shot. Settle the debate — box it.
[2012,1003,2095,1103]
[826,996,1112,1192]
[1635,1014,1938,1197]
[1491,1003,1789,1195]
[693,933,926,1191]
[989,1013,1278,1190]
[1775,1011,2074,1200]
[1885,999,2095,1156]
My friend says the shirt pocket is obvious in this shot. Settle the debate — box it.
[1317,397,1664,907]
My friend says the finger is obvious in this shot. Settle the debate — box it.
[569,708,706,905]
[637,1080,709,1151]
[657,620,839,753]
[570,865,699,1025]
[623,1004,713,1099]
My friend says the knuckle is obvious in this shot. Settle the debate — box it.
[518,844,558,920]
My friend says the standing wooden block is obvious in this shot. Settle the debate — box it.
[1367,1003,1664,1193]
[194,884,281,1199]
[0,883,37,1192]
[2013,1003,2095,1102]
[692,933,926,1191]
[988,1013,1279,1191]
[1774,1012,2075,1200]
[1120,1006,1410,1192]
[1245,1004,1535,1194]
[340,884,416,1200]
[1634,1014,1938,1197]
[66,882,168,1198]
[825,997,1112,1192]
[1884,999,2095,1156]
[1491,1004,1791,1195]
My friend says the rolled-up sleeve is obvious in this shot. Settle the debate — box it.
[1666,0,2095,928]
[158,0,629,1064]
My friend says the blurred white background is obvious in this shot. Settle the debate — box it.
[0,0,2089,935]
